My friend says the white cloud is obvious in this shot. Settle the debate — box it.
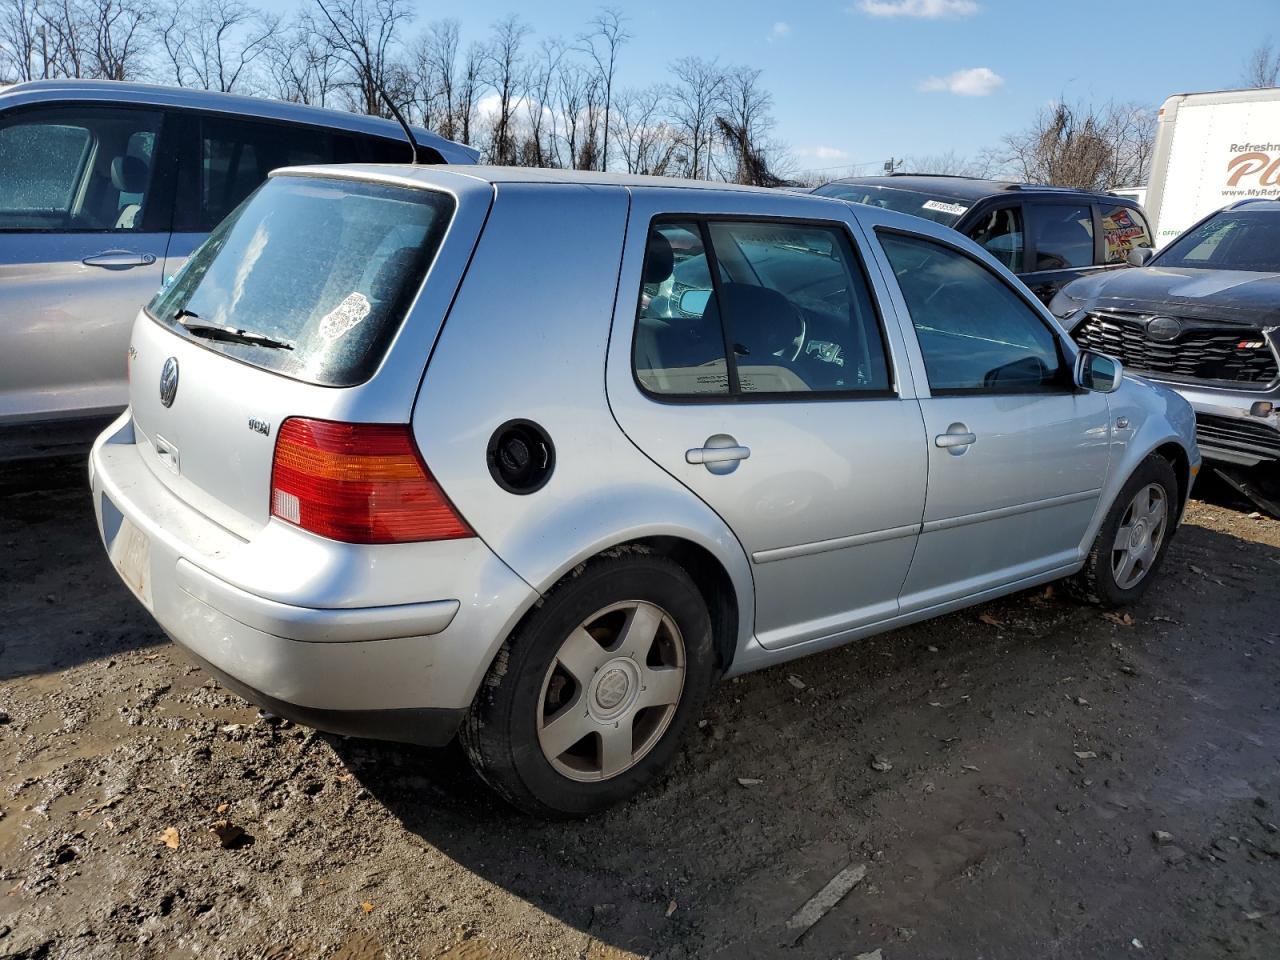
[797,146,851,162]
[919,66,1004,96]
[855,0,979,18]
[769,21,791,42]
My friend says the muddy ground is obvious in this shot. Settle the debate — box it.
[1,460,1278,960]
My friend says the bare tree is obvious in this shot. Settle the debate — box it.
[577,7,627,170]
[716,65,784,185]
[901,149,997,178]
[519,36,563,167]
[0,0,43,81]
[36,0,149,80]
[1244,38,1280,89]
[555,59,603,170]
[263,11,341,105]
[615,84,679,175]
[482,14,528,165]
[157,0,275,92]
[999,100,1154,190]
[669,56,724,180]
[415,19,458,137]
[313,0,412,117]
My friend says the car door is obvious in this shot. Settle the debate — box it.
[865,223,1112,613]
[607,192,928,650]
[0,103,175,425]
[1022,200,1103,303]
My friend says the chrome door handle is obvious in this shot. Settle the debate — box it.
[82,250,156,269]
[686,434,750,475]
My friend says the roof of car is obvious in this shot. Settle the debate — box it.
[1228,198,1280,212]
[820,174,1123,204]
[276,163,836,196]
[0,79,478,164]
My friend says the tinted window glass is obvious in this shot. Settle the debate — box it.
[706,221,890,394]
[634,219,891,397]
[1029,203,1094,270]
[0,107,161,231]
[149,176,454,387]
[966,205,1023,271]
[880,232,1064,393]
[1155,210,1280,272]
[1100,204,1152,263]
[635,222,731,396]
[813,182,969,225]
[199,118,332,230]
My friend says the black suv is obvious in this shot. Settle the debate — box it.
[813,174,1154,303]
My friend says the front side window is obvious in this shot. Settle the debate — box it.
[1100,204,1152,263]
[1028,203,1095,271]
[966,205,1023,272]
[1155,210,1280,272]
[0,106,161,231]
[879,231,1065,394]
[634,218,891,398]
[149,175,454,387]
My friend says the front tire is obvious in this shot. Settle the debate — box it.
[461,550,716,818]
[1070,455,1179,607]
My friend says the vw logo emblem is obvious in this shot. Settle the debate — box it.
[1146,316,1182,342]
[159,357,179,408]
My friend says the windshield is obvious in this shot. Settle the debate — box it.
[148,175,455,386]
[813,183,970,225]
[1155,209,1280,273]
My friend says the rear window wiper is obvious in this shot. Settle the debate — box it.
[175,311,294,351]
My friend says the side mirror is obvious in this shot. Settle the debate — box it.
[679,289,712,315]
[1075,349,1123,393]
[1126,246,1155,267]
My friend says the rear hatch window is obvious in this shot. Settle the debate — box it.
[148,174,454,386]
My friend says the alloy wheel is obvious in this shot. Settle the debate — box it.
[1111,482,1169,590]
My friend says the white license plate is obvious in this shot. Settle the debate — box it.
[110,516,152,608]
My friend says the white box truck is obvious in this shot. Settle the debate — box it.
[1145,87,1280,247]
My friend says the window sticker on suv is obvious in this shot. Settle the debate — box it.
[922,199,969,217]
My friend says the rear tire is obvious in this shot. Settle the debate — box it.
[461,549,715,818]
[1069,455,1179,607]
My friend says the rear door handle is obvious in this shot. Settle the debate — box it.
[82,250,156,269]
[686,434,750,474]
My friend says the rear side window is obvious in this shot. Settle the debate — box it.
[197,117,337,231]
[1028,203,1095,270]
[1099,204,1152,263]
[0,106,161,231]
[634,218,891,398]
[149,175,454,386]
[879,231,1064,394]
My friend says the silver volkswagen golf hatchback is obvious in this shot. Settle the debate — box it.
[91,165,1200,817]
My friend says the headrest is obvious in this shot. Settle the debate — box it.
[643,232,675,285]
[111,155,148,194]
[719,282,800,358]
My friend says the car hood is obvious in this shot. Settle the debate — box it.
[1063,266,1280,326]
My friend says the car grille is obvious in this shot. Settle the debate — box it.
[1072,312,1279,387]
[1195,414,1280,465]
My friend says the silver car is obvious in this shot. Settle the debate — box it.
[90,166,1200,817]
[0,80,474,458]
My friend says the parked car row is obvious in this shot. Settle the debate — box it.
[0,79,477,458]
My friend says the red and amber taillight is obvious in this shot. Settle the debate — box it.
[270,418,472,544]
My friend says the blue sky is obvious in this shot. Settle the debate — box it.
[272,0,1276,174]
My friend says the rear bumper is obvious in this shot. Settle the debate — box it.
[90,411,538,745]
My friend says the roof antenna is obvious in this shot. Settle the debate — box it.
[315,0,418,165]
[375,78,420,165]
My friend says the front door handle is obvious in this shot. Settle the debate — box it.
[686,434,750,475]
[935,423,977,453]
[82,250,156,269]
